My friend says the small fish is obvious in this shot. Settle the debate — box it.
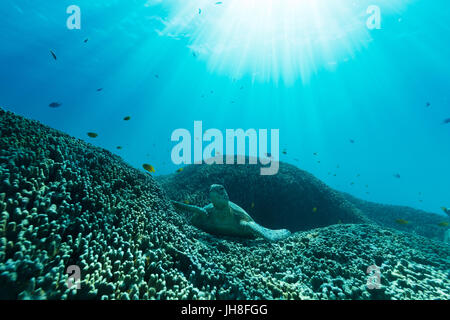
[317,160,321,163]
[154,74,159,79]
[176,168,183,173]
[199,8,202,14]
[49,102,62,108]
[192,52,197,57]
[393,173,401,179]
[87,132,98,138]
[349,139,355,144]
[395,219,409,225]
[312,207,317,213]
[116,146,122,150]
[350,182,355,185]
[142,163,155,173]
[216,1,223,4]
[442,118,450,124]
[282,149,287,155]
[313,152,318,156]
[365,185,369,188]
[441,207,450,216]
[338,220,343,224]
[97,88,103,92]
[438,221,449,227]
[426,102,431,107]
[356,174,360,177]
[265,152,272,158]
[251,202,255,208]
[240,86,244,90]
[123,116,131,121]
[84,38,89,43]
[50,50,57,60]
[184,200,190,204]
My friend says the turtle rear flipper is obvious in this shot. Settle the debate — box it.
[242,221,291,242]
[171,200,208,216]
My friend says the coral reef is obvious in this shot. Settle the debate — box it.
[0,108,449,300]
[342,193,449,242]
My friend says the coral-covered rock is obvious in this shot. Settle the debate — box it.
[0,108,449,300]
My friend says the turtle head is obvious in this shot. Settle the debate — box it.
[209,184,229,209]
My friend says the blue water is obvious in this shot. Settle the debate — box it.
[1,0,449,214]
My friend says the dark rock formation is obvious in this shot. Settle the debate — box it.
[342,193,449,242]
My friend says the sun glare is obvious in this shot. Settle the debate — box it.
[153,0,408,84]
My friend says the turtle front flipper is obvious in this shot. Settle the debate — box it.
[241,221,291,242]
[171,200,208,216]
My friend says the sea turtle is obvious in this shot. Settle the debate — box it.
[172,184,291,241]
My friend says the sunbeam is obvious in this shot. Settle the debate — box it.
[154,0,411,84]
